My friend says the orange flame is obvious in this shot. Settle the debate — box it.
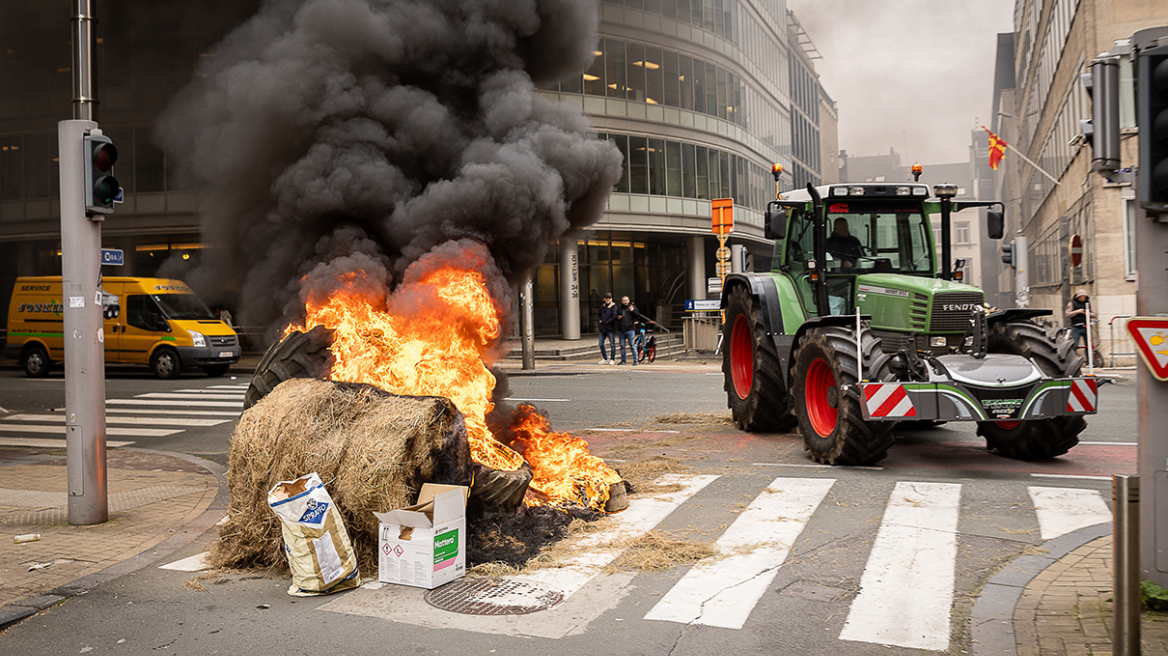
[291,257,620,511]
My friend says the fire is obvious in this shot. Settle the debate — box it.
[291,257,621,511]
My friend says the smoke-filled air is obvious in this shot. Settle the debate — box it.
[157,0,622,338]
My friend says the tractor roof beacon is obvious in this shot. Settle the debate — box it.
[721,170,1094,466]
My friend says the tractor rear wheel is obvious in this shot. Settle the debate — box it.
[977,320,1086,459]
[792,326,895,465]
[722,285,796,432]
[244,325,335,410]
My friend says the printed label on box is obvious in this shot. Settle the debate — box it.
[434,529,459,570]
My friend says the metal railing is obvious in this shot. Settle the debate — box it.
[1109,315,1137,367]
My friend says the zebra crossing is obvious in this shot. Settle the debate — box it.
[0,383,246,448]
[319,472,1114,651]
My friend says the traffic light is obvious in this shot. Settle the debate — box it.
[1081,57,1121,172]
[1001,241,1016,267]
[83,134,119,216]
[741,249,753,272]
[1137,43,1168,213]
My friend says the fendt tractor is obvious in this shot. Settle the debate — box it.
[721,166,1098,466]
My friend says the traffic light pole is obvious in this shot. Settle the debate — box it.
[59,119,108,525]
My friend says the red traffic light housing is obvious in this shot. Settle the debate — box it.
[83,134,120,216]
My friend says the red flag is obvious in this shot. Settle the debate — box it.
[983,125,1007,170]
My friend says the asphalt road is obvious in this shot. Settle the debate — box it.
[0,361,1140,655]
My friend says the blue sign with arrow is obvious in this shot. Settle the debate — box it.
[101,248,124,266]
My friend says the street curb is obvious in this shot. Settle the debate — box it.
[970,521,1112,656]
[0,448,229,632]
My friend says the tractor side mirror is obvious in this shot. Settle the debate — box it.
[764,202,787,240]
[987,209,1005,240]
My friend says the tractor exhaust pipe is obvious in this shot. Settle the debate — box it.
[807,183,830,316]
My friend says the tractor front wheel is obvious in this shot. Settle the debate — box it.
[792,326,895,465]
[722,285,796,432]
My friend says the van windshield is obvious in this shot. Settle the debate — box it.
[152,293,215,321]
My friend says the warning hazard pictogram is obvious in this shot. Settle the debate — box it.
[1126,316,1168,381]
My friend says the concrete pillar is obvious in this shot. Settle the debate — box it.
[688,236,707,300]
[558,239,580,340]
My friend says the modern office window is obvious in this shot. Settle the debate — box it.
[704,62,718,118]
[605,39,626,98]
[718,151,731,198]
[692,59,706,114]
[695,146,709,200]
[678,55,694,111]
[626,43,646,101]
[716,68,727,120]
[682,143,697,198]
[666,141,682,197]
[0,136,23,201]
[584,42,605,96]
[644,47,664,105]
[662,51,680,107]
[628,135,649,194]
[648,138,667,195]
[609,134,630,192]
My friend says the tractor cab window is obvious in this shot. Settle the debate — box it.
[823,200,933,275]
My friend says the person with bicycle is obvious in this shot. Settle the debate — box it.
[1065,288,1095,352]
[616,295,650,366]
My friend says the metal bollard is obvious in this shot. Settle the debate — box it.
[1114,474,1140,656]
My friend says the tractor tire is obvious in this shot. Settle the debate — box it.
[244,325,335,410]
[723,285,797,432]
[976,320,1086,459]
[792,326,896,465]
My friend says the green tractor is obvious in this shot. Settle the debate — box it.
[721,172,1096,465]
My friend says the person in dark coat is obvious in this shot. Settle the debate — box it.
[1064,288,1095,351]
[616,295,651,365]
[597,292,618,365]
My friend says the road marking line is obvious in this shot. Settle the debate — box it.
[1029,473,1112,480]
[135,393,244,401]
[0,406,8,415]
[4,414,229,427]
[508,474,720,600]
[840,481,961,651]
[159,552,212,572]
[1078,441,1137,446]
[175,389,249,394]
[0,437,133,448]
[207,384,249,390]
[504,398,570,402]
[50,408,242,417]
[752,462,884,471]
[644,477,835,629]
[1027,487,1112,540]
[0,424,181,437]
[107,399,242,408]
[586,428,633,432]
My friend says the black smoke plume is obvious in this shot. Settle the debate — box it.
[158,0,621,340]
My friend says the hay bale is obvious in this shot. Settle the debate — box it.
[212,378,473,574]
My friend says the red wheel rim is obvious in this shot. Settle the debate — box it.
[995,420,1022,430]
[731,314,753,399]
[805,358,838,437]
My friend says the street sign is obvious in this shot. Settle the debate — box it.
[716,246,731,261]
[100,248,124,266]
[113,187,124,204]
[707,277,722,294]
[714,261,731,276]
[1126,316,1168,381]
[711,198,734,234]
[1069,233,1083,267]
[686,299,721,311]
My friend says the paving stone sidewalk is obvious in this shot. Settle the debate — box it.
[0,446,223,629]
[1014,533,1168,655]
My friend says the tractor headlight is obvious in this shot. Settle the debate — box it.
[190,331,206,348]
[929,336,947,348]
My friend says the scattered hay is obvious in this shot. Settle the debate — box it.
[604,531,716,573]
[652,412,735,427]
[211,378,473,575]
[615,456,692,493]
[466,504,597,569]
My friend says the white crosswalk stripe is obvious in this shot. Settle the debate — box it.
[1028,486,1111,540]
[0,385,243,447]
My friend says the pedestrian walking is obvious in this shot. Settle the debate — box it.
[616,295,650,366]
[1064,289,1094,351]
[598,292,618,365]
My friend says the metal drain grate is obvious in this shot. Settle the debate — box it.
[423,578,563,615]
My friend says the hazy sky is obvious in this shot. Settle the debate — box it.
[787,0,1015,167]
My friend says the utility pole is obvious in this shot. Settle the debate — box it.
[60,0,108,525]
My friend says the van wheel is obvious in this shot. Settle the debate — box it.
[203,364,230,377]
[150,348,181,379]
[22,345,52,378]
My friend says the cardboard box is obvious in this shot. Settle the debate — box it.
[373,484,468,589]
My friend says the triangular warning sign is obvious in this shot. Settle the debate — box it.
[1126,317,1168,381]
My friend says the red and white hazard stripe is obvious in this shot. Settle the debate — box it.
[1066,379,1097,413]
[864,383,917,418]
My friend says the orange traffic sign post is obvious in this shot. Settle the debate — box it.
[1127,316,1168,381]
[712,198,734,285]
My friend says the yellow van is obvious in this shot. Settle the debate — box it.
[5,276,240,379]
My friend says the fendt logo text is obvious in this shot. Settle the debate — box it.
[942,304,977,312]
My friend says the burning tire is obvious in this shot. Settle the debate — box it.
[976,320,1086,459]
[469,461,533,515]
[723,285,797,432]
[793,326,895,465]
[244,325,335,410]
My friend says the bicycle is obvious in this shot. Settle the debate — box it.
[635,321,658,363]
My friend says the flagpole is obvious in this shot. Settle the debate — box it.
[1003,142,1062,186]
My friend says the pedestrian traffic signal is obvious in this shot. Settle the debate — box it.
[1137,43,1168,213]
[83,133,119,216]
[1000,241,1016,267]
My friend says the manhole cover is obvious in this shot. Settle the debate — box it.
[423,578,563,615]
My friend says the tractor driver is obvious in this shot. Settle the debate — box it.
[825,218,865,269]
